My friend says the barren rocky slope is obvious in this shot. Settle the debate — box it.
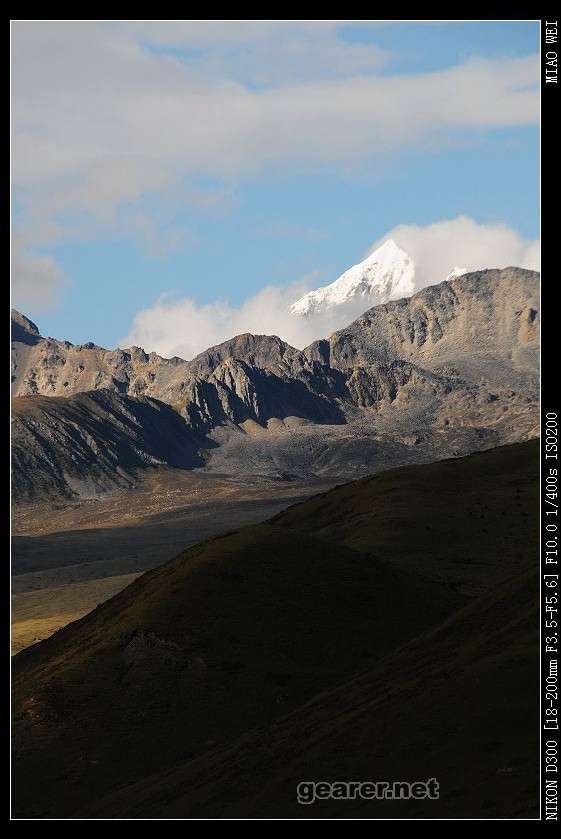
[11,268,539,497]
[11,390,204,502]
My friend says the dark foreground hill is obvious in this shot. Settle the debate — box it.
[12,440,539,818]
[85,567,538,819]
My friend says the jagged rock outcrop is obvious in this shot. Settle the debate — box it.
[11,267,539,496]
[307,268,538,376]
[11,389,205,501]
[11,311,41,346]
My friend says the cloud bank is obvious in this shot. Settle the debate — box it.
[13,25,538,191]
[368,216,540,287]
[11,238,65,311]
[121,216,539,360]
[11,21,538,308]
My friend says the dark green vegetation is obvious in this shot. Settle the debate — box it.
[12,440,539,818]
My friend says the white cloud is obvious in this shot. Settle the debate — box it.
[369,216,540,290]
[11,239,65,311]
[11,22,538,308]
[12,22,538,196]
[121,216,539,360]
[117,21,350,46]
[118,20,393,85]
[120,276,337,360]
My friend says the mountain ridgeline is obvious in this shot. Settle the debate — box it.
[11,267,539,499]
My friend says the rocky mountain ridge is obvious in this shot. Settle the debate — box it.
[11,267,539,498]
[11,390,205,502]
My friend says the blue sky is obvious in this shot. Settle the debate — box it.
[12,20,539,354]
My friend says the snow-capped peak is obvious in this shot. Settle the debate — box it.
[289,239,416,317]
[445,266,467,281]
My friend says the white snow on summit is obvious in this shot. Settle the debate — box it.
[290,241,473,319]
[445,266,467,281]
[290,239,416,317]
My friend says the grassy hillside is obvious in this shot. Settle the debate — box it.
[12,440,539,818]
[11,470,334,653]
[84,567,538,818]
[11,573,141,655]
[273,439,539,594]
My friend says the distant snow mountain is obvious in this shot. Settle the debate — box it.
[446,266,468,281]
[290,240,469,318]
[290,240,415,317]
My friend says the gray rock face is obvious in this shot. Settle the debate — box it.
[11,389,205,501]
[11,310,41,346]
[312,268,538,376]
[11,267,539,497]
